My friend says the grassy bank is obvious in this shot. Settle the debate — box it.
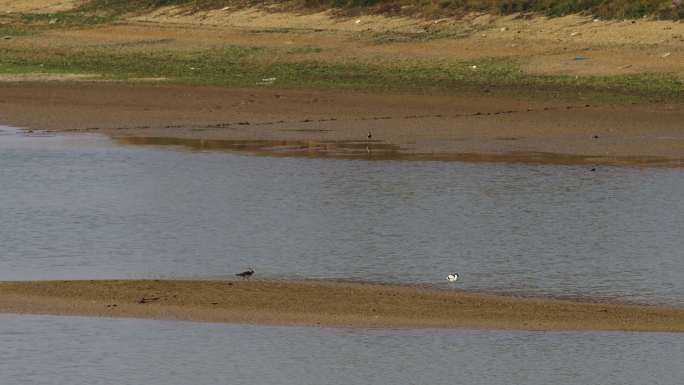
[1,1,682,102]
[0,9,116,38]
[1,42,682,101]
[79,0,682,20]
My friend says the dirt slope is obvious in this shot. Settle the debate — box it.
[0,0,80,13]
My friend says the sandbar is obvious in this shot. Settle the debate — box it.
[1,280,683,332]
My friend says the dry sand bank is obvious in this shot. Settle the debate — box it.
[130,10,684,77]
[2,82,684,166]
[0,0,79,13]
[1,280,684,332]
[8,4,684,77]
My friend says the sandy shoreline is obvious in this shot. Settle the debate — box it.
[1,279,683,332]
[2,82,684,167]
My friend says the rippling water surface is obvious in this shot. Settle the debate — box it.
[3,126,684,383]
[2,127,684,304]
[1,314,683,385]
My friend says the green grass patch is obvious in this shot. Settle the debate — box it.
[95,38,177,48]
[286,46,323,54]
[0,24,34,37]
[249,27,297,34]
[0,44,682,101]
[0,10,117,39]
[370,24,488,44]
[21,11,117,27]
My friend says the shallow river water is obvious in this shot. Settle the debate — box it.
[2,127,684,304]
[2,126,684,383]
[1,313,683,385]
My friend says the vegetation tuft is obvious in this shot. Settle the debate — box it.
[20,11,117,26]
[0,10,116,37]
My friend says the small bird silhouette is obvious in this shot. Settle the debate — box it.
[447,273,459,282]
[236,268,254,279]
[367,130,372,139]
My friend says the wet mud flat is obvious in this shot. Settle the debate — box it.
[2,83,684,168]
[116,136,684,166]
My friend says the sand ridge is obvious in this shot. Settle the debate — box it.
[1,280,684,332]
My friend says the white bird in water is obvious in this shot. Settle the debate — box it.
[446,273,459,282]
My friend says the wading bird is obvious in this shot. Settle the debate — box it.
[447,273,459,282]
[236,268,255,280]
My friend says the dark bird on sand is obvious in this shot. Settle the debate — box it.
[236,268,255,279]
